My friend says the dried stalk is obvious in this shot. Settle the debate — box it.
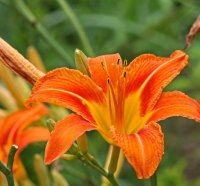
[0,38,44,85]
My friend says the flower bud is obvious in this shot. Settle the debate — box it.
[75,49,90,76]
[52,170,69,186]
[46,118,56,132]
[33,154,50,186]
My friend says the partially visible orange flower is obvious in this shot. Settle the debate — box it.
[26,50,200,179]
[0,104,49,181]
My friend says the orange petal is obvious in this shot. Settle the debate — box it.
[45,114,95,164]
[150,91,200,123]
[112,122,164,179]
[88,54,123,92]
[0,119,4,142]
[0,104,47,148]
[125,50,188,115]
[26,68,106,123]
[18,127,49,152]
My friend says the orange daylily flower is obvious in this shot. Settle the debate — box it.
[0,104,49,181]
[26,50,200,179]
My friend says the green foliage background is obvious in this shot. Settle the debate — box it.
[0,0,200,185]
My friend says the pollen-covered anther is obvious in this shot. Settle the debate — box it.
[123,71,127,78]
[101,61,105,70]
[123,59,128,67]
[107,77,110,84]
[117,58,120,65]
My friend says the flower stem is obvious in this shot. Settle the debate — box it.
[7,145,18,170]
[82,154,120,186]
[101,146,124,186]
[68,144,120,186]
[56,0,94,56]
[8,0,73,67]
[0,145,18,186]
[108,146,120,174]
[150,172,157,186]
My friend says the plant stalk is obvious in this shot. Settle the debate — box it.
[108,146,120,174]
[0,145,18,186]
[57,0,94,56]
[10,0,73,67]
[150,172,157,186]
[68,144,120,186]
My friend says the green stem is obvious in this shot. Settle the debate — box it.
[0,162,14,186]
[79,154,120,186]
[56,0,94,56]
[108,146,120,174]
[7,145,18,170]
[0,145,18,186]
[68,144,119,186]
[150,172,157,186]
[107,174,119,186]
[9,0,73,67]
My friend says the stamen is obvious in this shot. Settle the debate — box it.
[116,58,121,86]
[101,58,109,77]
[102,59,117,109]
[123,60,127,79]
[107,77,117,107]
[108,81,115,126]
[123,60,128,67]
[107,77,110,84]
[102,57,123,129]
[107,76,118,126]
[123,71,126,78]
[116,59,128,132]
[117,58,120,65]
[101,61,105,70]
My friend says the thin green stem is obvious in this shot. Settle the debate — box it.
[0,145,18,186]
[150,172,157,186]
[78,154,120,186]
[108,146,120,174]
[0,161,14,186]
[68,144,119,186]
[7,145,18,170]
[56,0,94,56]
[0,161,9,176]
[107,174,119,186]
[8,0,73,67]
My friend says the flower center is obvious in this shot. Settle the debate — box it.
[101,58,127,133]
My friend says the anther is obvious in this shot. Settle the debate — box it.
[107,77,110,84]
[101,61,105,70]
[117,58,120,65]
[123,60,128,67]
[123,71,126,78]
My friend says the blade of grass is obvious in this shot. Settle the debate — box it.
[56,0,94,56]
[7,0,74,67]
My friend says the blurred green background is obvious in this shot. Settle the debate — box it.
[0,0,200,185]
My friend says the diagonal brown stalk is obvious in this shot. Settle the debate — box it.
[0,38,44,85]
